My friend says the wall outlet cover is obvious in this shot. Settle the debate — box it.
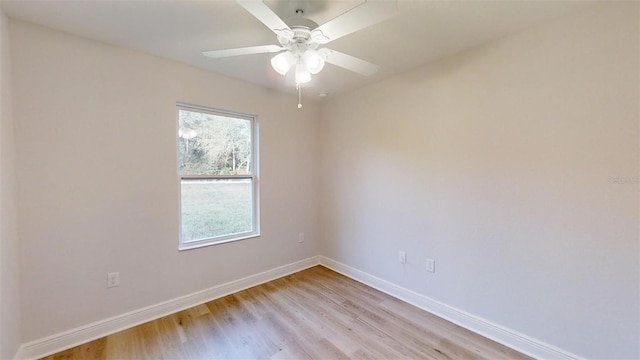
[107,272,120,288]
[426,259,435,273]
[399,251,407,264]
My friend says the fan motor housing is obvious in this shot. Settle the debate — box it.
[285,16,319,34]
[292,26,312,41]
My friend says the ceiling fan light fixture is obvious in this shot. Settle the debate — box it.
[271,51,295,75]
[295,61,311,84]
[302,49,325,75]
[205,0,395,108]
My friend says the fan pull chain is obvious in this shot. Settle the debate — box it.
[297,84,303,109]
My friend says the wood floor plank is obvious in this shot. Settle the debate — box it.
[47,337,106,360]
[267,277,362,357]
[174,304,235,358]
[242,287,314,360]
[279,275,416,359]
[284,277,420,359]
[258,280,351,359]
[42,266,532,360]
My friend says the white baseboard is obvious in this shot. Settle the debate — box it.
[15,255,582,360]
[318,256,583,360]
[15,256,320,360]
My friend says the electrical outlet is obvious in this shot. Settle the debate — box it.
[298,232,305,243]
[107,272,120,288]
[426,259,435,273]
[398,251,407,264]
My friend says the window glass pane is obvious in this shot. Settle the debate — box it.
[181,178,253,242]
[178,109,252,176]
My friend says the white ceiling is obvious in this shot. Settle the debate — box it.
[1,0,596,98]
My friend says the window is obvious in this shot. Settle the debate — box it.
[177,103,259,250]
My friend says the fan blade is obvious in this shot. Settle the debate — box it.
[324,49,379,76]
[236,0,292,38]
[314,0,397,43]
[202,45,284,58]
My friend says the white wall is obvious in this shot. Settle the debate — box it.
[6,2,640,359]
[0,7,21,360]
[319,2,639,359]
[10,20,320,343]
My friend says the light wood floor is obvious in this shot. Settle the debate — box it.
[43,266,530,360]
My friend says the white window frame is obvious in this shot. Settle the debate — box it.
[177,102,260,250]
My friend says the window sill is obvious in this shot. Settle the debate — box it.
[178,233,260,251]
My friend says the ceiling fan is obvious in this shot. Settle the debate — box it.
[202,0,397,106]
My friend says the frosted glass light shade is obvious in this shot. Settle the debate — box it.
[302,49,325,74]
[295,61,311,84]
[271,51,295,75]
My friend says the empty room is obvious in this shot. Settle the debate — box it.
[0,0,638,359]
